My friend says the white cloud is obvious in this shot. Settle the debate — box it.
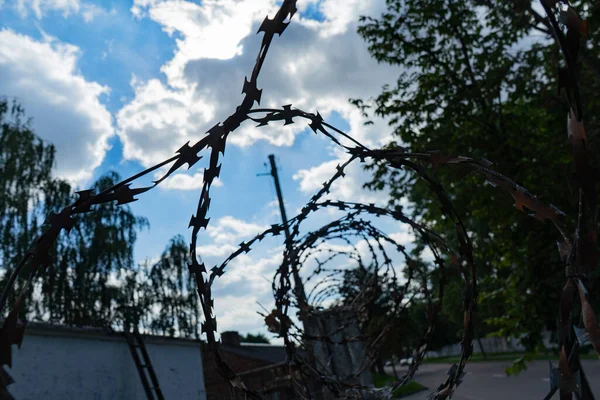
[300,229,415,279]
[12,0,115,21]
[158,171,223,191]
[196,243,238,258]
[14,0,80,19]
[116,77,215,167]
[193,225,284,336]
[81,4,116,23]
[212,293,274,336]
[267,199,291,218]
[388,231,414,246]
[139,0,278,89]
[112,0,413,338]
[0,29,113,185]
[292,152,389,205]
[117,0,397,168]
[206,216,268,244]
[101,39,114,60]
[190,215,414,338]
[308,0,388,37]
[217,251,281,287]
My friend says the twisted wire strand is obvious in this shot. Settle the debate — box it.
[0,1,597,399]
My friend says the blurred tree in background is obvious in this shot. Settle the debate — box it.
[0,99,56,319]
[241,333,270,343]
[352,0,600,350]
[0,99,201,338]
[141,235,202,338]
[338,260,462,372]
[39,171,149,328]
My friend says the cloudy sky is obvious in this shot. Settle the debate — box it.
[0,0,411,340]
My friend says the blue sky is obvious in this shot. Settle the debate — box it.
[0,0,411,339]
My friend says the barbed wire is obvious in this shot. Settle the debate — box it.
[0,0,597,399]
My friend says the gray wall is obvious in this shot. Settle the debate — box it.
[306,309,372,399]
[6,326,206,400]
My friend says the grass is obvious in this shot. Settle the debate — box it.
[422,350,598,364]
[372,373,427,398]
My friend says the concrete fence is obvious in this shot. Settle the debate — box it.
[6,322,207,400]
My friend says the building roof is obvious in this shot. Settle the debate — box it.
[16,322,305,366]
[6,321,202,347]
[221,343,289,364]
[220,342,310,366]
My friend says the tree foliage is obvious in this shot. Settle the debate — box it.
[109,234,202,338]
[352,0,600,349]
[0,98,150,328]
[0,99,201,338]
[141,235,202,338]
[38,171,149,327]
[0,99,56,316]
[338,262,460,365]
[241,333,270,344]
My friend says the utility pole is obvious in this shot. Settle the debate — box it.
[265,154,307,308]
[259,155,322,399]
[260,155,370,397]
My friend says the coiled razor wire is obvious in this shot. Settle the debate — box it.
[0,0,598,399]
[212,148,476,399]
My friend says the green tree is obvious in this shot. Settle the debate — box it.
[0,99,205,339]
[38,172,149,328]
[141,235,202,338]
[241,333,270,344]
[0,99,56,316]
[339,263,461,363]
[339,265,390,374]
[0,99,149,330]
[351,1,600,350]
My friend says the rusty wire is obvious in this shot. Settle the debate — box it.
[0,0,598,399]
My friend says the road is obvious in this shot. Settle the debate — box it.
[385,360,600,399]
